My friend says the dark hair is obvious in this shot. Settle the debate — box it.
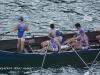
[75,23,81,27]
[50,24,54,29]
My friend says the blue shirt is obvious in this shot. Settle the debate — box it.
[18,23,26,38]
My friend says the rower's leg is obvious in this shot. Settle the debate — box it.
[62,40,67,45]
[71,42,80,47]
[71,42,82,50]
[40,46,52,53]
[41,47,47,53]
[65,47,71,51]
[20,40,25,53]
[67,38,76,44]
[63,38,75,45]
[17,39,21,52]
[54,38,61,50]
[62,38,70,45]
[74,46,82,50]
[41,41,49,47]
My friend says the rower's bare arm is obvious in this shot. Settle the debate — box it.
[48,32,52,39]
[10,24,18,32]
[54,38,61,50]
[84,37,89,46]
[73,34,77,38]
[25,24,29,31]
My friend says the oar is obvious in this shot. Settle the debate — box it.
[68,43,94,74]
[0,31,10,35]
[26,33,47,37]
[61,29,95,32]
[26,31,48,34]
[40,44,49,74]
[84,51,100,75]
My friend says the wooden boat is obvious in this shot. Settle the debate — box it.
[0,31,100,68]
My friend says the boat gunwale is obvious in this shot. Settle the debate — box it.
[0,48,100,55]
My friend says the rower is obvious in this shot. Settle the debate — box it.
[96,30,100,43]
[10,16,29,53]
[41,24,59,47]
[67,30,89,50]
[39,30,62,53]
[62,23,83,45]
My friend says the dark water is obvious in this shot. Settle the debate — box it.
[0,0,100,75]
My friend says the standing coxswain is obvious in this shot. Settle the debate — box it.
[10,16,29,53]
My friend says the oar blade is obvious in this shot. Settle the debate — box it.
[84,15,92,21]
[84,71,89,75]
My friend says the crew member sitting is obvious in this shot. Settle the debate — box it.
[66,30,89,50]
[63,23,83,45]
[39,30,62,53]
[41,24,59,48]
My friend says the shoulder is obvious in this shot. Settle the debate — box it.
[25,23,28,26]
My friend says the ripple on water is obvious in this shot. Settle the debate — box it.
[0,0,100,74]
[0,0,100,36]
[0,62,99,75]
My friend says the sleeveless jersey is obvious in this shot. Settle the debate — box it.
[50,36,62,52]
[50,29,56,38]
[18,23,26,38]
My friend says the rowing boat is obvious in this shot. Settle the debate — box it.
[0,31,100,67]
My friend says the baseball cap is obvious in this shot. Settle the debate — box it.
[18,16,23,21]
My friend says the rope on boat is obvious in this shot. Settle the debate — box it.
[40,43,49,73]
[84,51,100,75]
[68,43,94,75]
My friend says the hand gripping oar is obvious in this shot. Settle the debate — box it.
[0,31,10,35]
[40,44,49,74]
[68,43,94,75]
[84,51,100,75]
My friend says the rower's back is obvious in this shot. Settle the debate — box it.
[18,23,26,38]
